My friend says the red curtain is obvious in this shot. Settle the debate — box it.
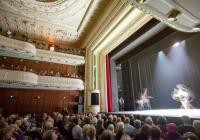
[106,55,113,112]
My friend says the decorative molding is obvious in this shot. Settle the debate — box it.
[0,69,38,85]
[0,34,36,55]
[84,0,151,112]
[0,0,101,44]
[128,0,200,32]
[0,69,84,90]
[0,35,85,65]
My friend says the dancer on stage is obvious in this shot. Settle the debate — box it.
[136,88,153,110]
[171,84,195,109]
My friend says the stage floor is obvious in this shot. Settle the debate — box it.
[111,109,200,119]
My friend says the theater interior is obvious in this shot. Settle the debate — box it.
[0,0,200,140]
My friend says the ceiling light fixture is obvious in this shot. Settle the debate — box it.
[192,24,200,31]
[167,9,181,21]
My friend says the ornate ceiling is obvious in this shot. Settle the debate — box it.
[0,0,101,45]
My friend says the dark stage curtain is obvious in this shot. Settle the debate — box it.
[121,33,200,110]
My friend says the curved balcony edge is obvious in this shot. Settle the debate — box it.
[0,69,84,91]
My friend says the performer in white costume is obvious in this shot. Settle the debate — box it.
[136,88,153,110]
[171,84,195,109]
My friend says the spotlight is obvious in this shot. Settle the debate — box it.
[167,9,181,21]
[135,0,148,4]
[173,42,180,47]
[192,24,200,31]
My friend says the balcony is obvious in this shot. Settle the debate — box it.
[0,69,84,90]
[0,35,85,65]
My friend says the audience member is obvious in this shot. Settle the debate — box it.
[165,123,181,140]
[182,132,199,140]
[156,116,167,139]
[193,120,200,139]
[178,115,195,135]
[99,130,113,140]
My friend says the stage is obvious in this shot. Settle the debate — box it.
[110,109,200,119]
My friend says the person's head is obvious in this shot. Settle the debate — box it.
[124,117,130,124]
[156,116,167,125]
[121,115,126,122]
[193,120,200,133]
[151,126,161,138]
[134,119,142,129]
[56,113,63,121]
[181,115,191,125]
[43,113,48,119]
[47,116,54,125]
[182,132,199,140]
[43,130,57,140]
[145,116,153,126]
[84,116,91,124]
[100,130,113,140]
[82,124,90,136]
[167,123,177,134]
[63,115,70,123]
[15,119,22,127]
[87,125,96,139]
[113,115,117,124]
[129,115,134,121]
[44,121,54,131]
[96,119,104,129]
[91,117,97,125]
[2,126,15,140]
[117,117,121,123]
[120,134,132,140]
[116,122,124,134]
[107,124,115,133]
[108,115,113,122]
[73,117,80,125]
[140,124,151,136]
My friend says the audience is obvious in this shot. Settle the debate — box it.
[0,112,199,140]
[0,63,81,79]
